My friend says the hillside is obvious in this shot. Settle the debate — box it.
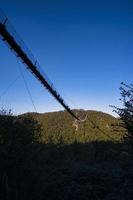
[23,110,126,144]
[1,109,133,200]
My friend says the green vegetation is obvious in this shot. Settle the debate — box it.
[0,108,133,200]
[27,110,125,144]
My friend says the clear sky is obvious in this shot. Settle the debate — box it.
[0,0,132,116]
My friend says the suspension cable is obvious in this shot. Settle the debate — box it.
[16,59,38,113]
[0,75,20,99]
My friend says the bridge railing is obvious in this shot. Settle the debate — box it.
[0,11,54,87]
[0,10,69,105]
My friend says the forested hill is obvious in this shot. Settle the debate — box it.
[21,110,125,143]
[1,109,133,200]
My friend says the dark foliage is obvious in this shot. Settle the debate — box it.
[111,83,133,147]
[0,109,41,200]
[0,109,132,200]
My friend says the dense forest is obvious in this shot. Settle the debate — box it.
[24,110,125,144]
[0,109,133,200]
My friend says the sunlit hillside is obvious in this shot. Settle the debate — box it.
[23,110,126,144]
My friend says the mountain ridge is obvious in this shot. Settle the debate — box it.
[20,109,125,144]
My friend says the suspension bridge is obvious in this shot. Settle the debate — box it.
[0,11,80,121]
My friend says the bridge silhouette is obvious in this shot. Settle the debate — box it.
[0,11,80,121]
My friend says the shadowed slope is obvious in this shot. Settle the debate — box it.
[0,110,131,200]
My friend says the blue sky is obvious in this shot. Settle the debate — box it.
[0,0,132,116]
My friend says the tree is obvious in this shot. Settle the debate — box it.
[112,82,133,146]
[0,108,42,199]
